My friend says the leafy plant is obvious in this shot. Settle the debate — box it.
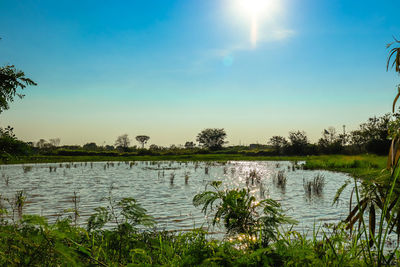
[193,181,295,246]
[87,188,154,231]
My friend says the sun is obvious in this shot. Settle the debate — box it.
[237,0,280,20]
[236,0,282,46]
[239,0,269,18]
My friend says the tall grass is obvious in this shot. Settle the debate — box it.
[303,173,325,198]
[273,170,287,190]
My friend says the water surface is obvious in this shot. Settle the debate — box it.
[0,161,353,234]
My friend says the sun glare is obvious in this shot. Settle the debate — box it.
[236,0,282,46]
[239,0,269,18]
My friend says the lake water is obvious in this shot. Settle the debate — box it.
[0,161,354,235]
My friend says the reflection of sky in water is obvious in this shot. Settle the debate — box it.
[0,161,353,236]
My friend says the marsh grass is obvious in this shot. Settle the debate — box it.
[2,173,9,186]
[22,165,32,173]
[313,173,325,195]
[303,173,325,198]
[274,170,287,190]
[49,166,57,172]
[184,171,189,184]
[247,169,261,186]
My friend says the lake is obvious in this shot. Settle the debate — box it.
[0,161,353,235]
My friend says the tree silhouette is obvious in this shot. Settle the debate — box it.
[196,128,227,150]
[115,134,130,151]
[0,65,37,113]
[268,136,288,155]
[135,135,150,149]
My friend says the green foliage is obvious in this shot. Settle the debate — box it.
[268,135,288,155]
[0,126,31,157]
[193,181,296,245]
[196,128,227,150]
[87,191,154,232]
[0,65,37,113]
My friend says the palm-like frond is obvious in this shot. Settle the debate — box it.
[387,37,400,74]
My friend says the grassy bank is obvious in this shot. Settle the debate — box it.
[303,154,388,180]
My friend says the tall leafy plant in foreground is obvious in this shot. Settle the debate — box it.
[333,36,400,266]
[193,181,295,246]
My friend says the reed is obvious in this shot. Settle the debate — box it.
[22,166,32,173]
[303,173,325,197]
[247,169,261,186]
[2,173,9,186]
[274,170,287,190]
[184,171,190,184]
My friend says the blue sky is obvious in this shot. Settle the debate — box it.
[0,0,399,146]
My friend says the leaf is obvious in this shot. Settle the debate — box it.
[332,179,351,205]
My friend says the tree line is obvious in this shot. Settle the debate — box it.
[5,111,395,157]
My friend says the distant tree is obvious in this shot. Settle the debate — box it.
[196,128,227,150]
[322,127,337,143]
[287,131,309,155]
[49,138,61,147]
[104,145,114,151]
[184,141,195,149]
[348,114,393,154]
[83,142,97,150]
[0,65,37,113]
[149,144,160,150]
[169,144,178,150]
[36,139,47,148]
[115,134,130,151]
[268,136,288,154]
[318,127,343,154]
[135,135,150,149]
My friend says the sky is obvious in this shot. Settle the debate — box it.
[0,0,399,147]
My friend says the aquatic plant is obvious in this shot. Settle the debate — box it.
[313,173,325,195]
[247,169,261,186]
[22,165,32,173]
[303,173,325,198]
[184,171,190,184]
[2,173,9,186]
[87,190,154,232]
[193,181,295,245]
[274,170,287,190]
